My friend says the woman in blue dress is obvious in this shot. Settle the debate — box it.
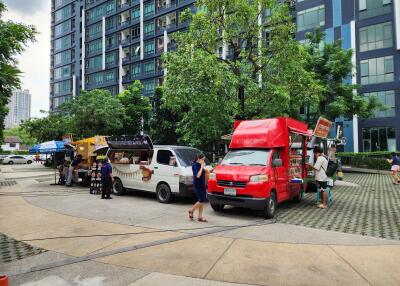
[188,154,208,222]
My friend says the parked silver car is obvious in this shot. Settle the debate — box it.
[2,155,33,165]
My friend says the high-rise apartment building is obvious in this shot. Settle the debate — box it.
[296,0,399,152]
[5,90,31,129]
[50,0,195,110]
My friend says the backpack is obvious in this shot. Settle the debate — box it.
[324,159,339,177]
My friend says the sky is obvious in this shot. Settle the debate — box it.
[4,0,50,118]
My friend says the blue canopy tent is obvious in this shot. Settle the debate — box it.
[29,140,66,185]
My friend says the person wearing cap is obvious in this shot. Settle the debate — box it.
[310,147,329,209]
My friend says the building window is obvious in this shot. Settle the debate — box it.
[54,34,71,51]
[55,20,72,37]
[106,52,116,66]
[359,0,392,20]
[86,55,102,69]
[131,44,140,59]
[131,25,140,39]
[87,22,102,38]
[106,0,115,14]
[106,34,116,48]
[144,40,155,55]
[144,21,155,36]
[144,1,155,17]
[131,6,140,21]
[359,22,392,52]
[364,90,395,118]
[362,127,396,152]
[87,39,103,54]
[54,50,71,65]
[132,63,141,77]
[360,56,394,85]
[105,70,115,82]
[54,65,71,80]
[297,5,325,32]
[106,17,116,30]
[55,5,72,22]
[55,0,69,9]
[144,60,155,75]
[143,79,155,94]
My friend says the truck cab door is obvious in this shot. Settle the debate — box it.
[152,149,180,194]
[271,149,289,202]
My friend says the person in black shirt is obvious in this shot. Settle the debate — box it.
[188,154,207,222]
[66,154,83,187]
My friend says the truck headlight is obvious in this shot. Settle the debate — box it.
[250,174,268,183]
[179,175,193,185]
[209,172,216,180]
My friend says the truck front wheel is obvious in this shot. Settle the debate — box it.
[113,178,125,196]
[263,192,277,219]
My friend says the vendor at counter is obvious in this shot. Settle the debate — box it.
[66,154,84,187]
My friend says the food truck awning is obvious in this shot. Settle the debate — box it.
[229,117,308,149]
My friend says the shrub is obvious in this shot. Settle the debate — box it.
[337,151,394,170]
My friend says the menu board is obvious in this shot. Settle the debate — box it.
[289,155,302,179]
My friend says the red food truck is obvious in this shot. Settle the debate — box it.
[208,117,310,218]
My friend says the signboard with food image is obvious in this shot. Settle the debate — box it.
[313,117,332,139]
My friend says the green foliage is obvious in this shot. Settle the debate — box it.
[163,0,321,148]
[0,150,29,155]
[149,86,181,145]
[60,89,125,138]
[338,151,394,170]
[303,30,383,123]
[117,81,152,135]
[3,126,37,146]
[20,111,72,142]
[0,2,37,143]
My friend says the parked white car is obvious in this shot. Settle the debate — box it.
[107,135,210,203]
[2,155,33,165]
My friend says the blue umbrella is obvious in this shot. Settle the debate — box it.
[29,140,66,185]
[29,140,65,154]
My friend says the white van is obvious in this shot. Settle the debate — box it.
[106,135,209,203]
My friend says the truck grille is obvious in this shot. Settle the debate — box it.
[217,180,247,188]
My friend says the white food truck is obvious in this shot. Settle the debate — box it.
[106,135,210,203]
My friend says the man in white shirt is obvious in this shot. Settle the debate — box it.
[311,147,328,209]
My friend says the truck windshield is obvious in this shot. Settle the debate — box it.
[174,148,210,167]
[222,150,270,166]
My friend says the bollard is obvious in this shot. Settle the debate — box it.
[0,275,8,286]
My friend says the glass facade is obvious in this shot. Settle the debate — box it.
[359,0,392,20]
[362,127,396,152]
[297,5,325,32]
[360,56,394,85]
[364,90,396,118]
[359,22,392,52]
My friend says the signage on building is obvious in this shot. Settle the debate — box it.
[313,117,332,139]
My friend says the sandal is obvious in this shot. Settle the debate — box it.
[188,210,194,221]
[198,218,208,222]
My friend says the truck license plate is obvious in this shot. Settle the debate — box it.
[224,188,236,196]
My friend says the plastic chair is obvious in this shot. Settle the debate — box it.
[316,186,332,207]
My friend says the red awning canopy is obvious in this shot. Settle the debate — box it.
[229,117,308,149]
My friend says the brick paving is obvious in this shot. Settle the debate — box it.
[0,233,46,264]
[277,173,400,240]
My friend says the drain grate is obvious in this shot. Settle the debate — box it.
[0,181,17,187]
[0,233,46,264]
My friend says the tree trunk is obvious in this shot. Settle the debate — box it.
[237,85,245,120]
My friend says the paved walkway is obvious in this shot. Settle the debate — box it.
[0,166,399,285]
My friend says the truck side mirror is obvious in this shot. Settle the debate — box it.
[272,158,283,167]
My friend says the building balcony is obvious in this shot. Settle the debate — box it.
[121,38,131,46]
[157,1,177,13]
[122,74,131,83]
[118,20,131,29]
[122,57,131,64]
[118,2,130,11]
[156,23,177,34]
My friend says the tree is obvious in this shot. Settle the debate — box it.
[303,30,382,123]
[60,89,125,138]
[20,111,71,142]
[117,81,152,135]
[149,86,182,145]
[0,2,37,143]
[163,0,320,147]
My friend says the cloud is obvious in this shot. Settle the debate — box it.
[3,0,47,15]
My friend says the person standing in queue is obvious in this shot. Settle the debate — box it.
[310,147,329,209]
[100,158,114,199]
[188,154,208,222]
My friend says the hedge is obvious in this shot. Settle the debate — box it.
[337,152,394,170]
[0,150,30,155]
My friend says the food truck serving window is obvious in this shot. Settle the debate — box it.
[222,150,270,166]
